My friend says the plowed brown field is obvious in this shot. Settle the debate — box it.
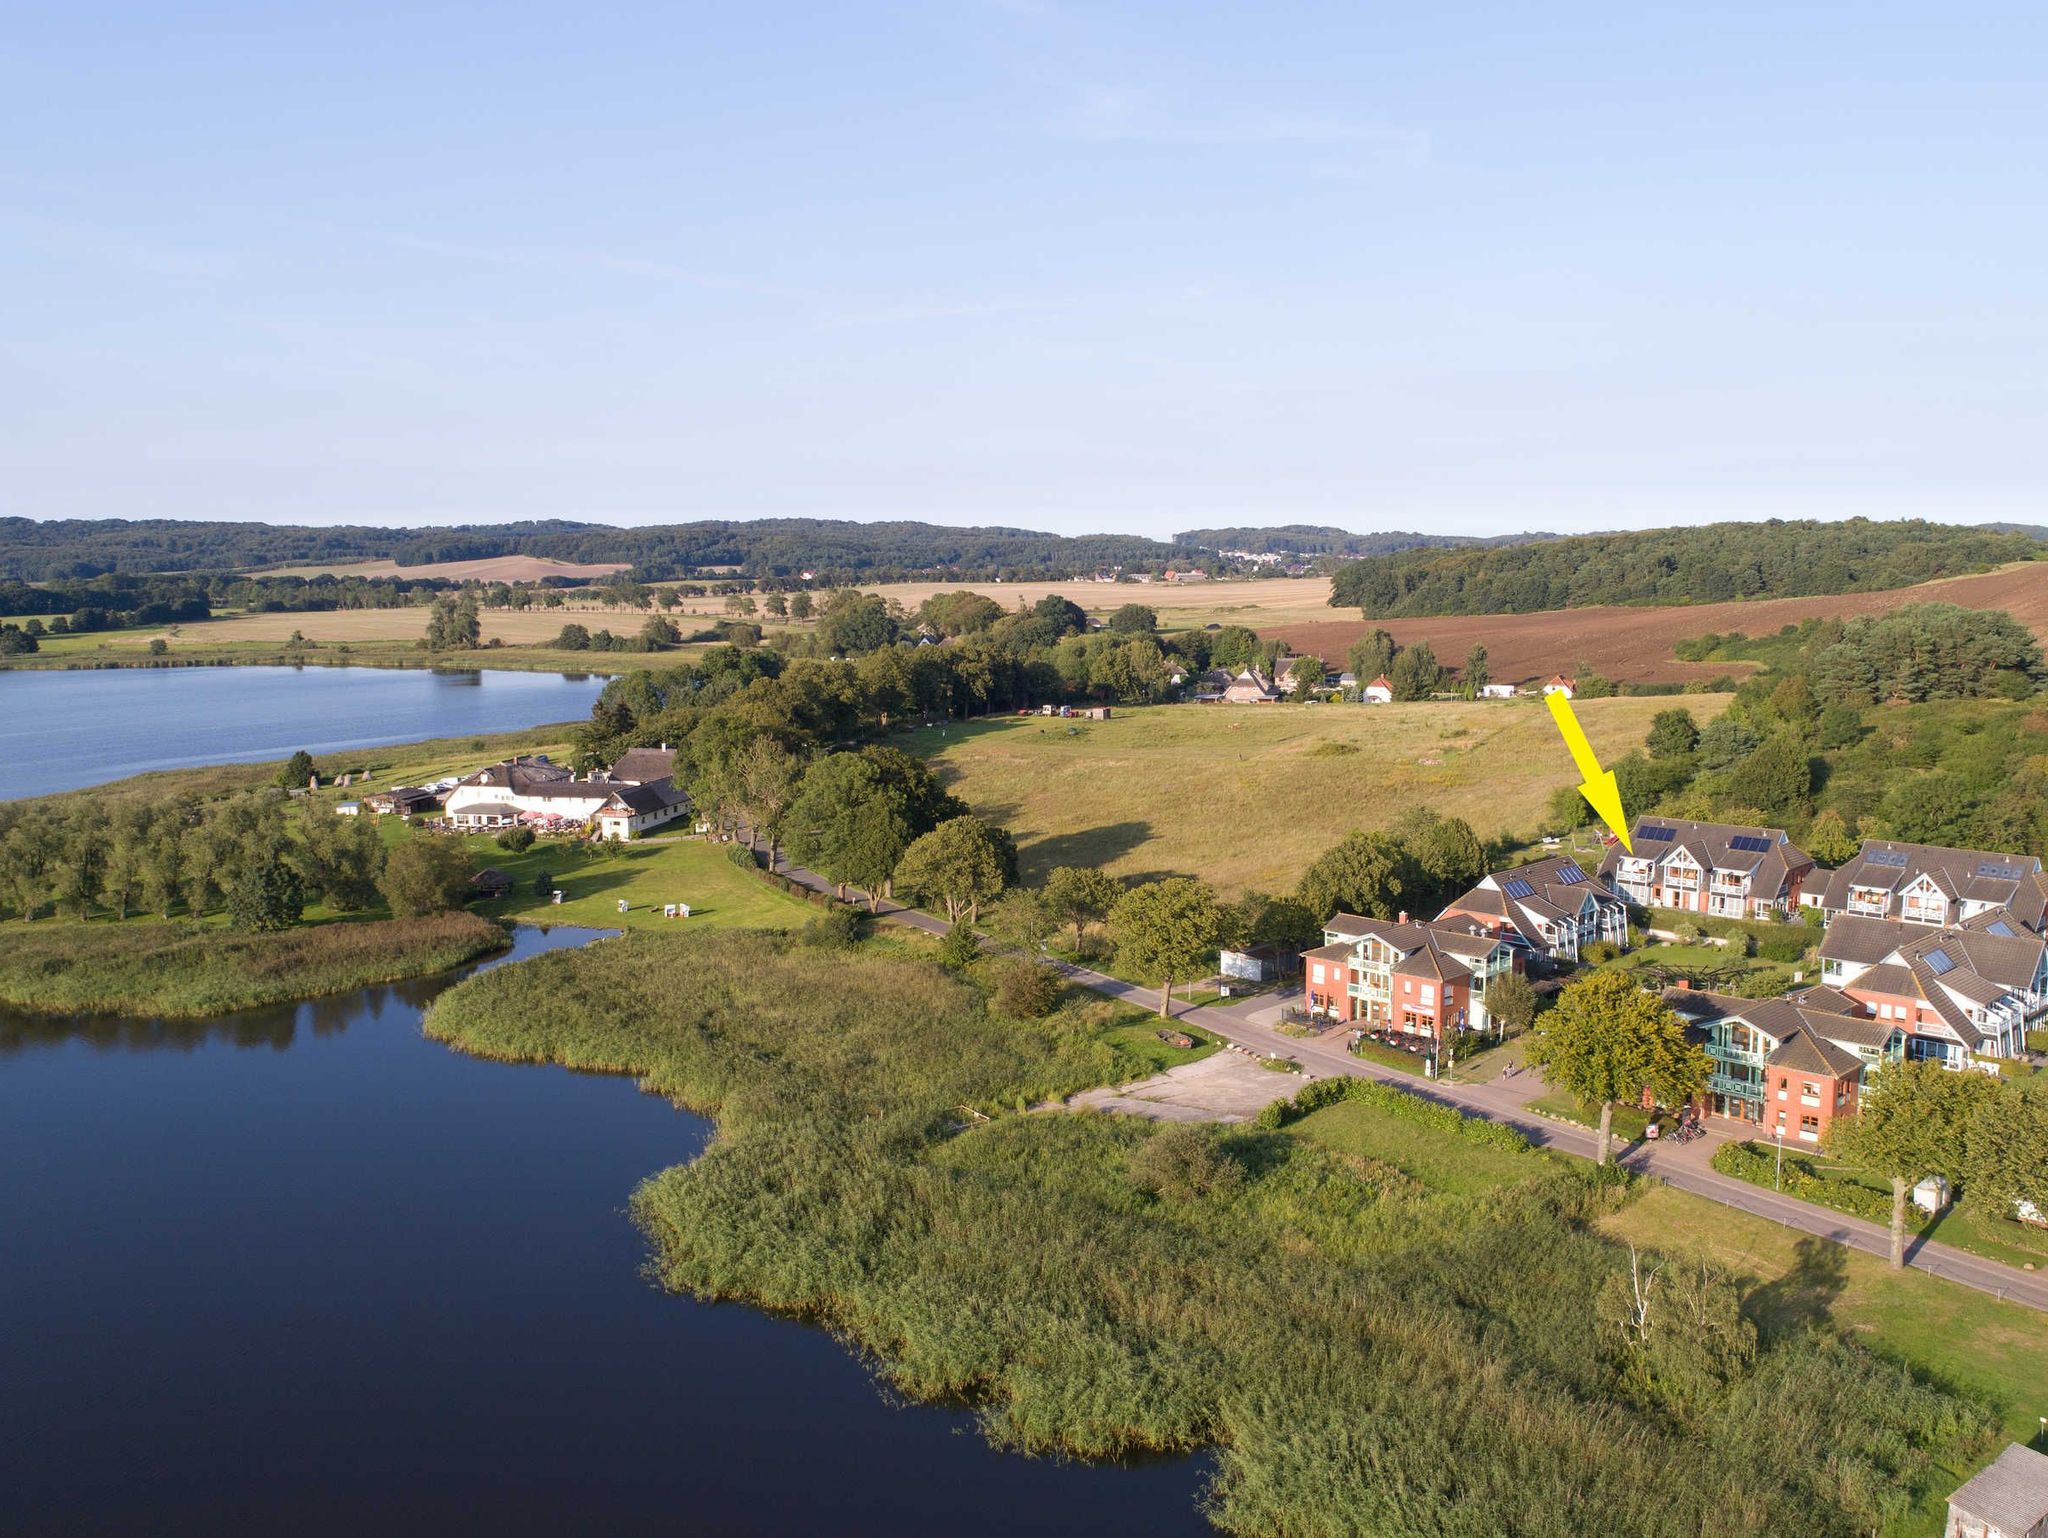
[258,555,629,581]
[1272,562,2048,685]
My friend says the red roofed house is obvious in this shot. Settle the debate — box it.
[1303,912,1522,1047]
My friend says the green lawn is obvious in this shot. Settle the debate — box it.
[1603,1183,2048,1536]
[1528,1088,1655,1143]
[1598,941,1800,996]
[453,834,817,931]
[1293,1098,1540,1196]
[1098,1019,1223,1075]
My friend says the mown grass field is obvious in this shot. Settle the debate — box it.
[459,835,817,932]
[1292,1098,1539,1196]
[908,696,1730,893]
[2,596,803,672]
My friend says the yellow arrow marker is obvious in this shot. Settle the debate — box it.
[1545,691,1632,853]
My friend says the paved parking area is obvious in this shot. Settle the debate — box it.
[1069,1048,1314,1123]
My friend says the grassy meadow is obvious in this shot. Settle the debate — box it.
[906,696,1730,893]
[422,928,2001,1538]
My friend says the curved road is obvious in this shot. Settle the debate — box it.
[752,842,2048,1314]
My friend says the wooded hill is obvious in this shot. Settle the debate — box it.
[1328,518,2042,617]
[5,515,1511,585]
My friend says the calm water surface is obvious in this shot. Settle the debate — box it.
[0,667,610,800]
[0,926,1208,1536]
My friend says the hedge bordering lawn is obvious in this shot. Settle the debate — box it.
[1710,1140,1930,1233]
[1257,1074,1529,1153]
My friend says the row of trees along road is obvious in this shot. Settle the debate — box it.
[1828,1062,2048,1270]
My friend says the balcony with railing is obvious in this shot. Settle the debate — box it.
[1708,1071,1763,1101]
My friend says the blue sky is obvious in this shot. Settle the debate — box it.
[4,2,2044,536]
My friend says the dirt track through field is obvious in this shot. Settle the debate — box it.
[1274,562,2048,685]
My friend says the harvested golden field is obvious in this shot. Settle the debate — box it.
[1279,561,2048,686]
[257,554,629,580]
[852,575,1338,630]
[906,695,1728,895]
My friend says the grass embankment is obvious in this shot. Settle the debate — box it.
[1603,1184,2048,1534]
[0,911,509,1016]
[1710,1140,2048,1274]
[460,836,819,931]
[424,929,1994,1538]
[906,697,1731,893]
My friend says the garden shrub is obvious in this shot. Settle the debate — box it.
[1711,1141,1928,1232]
[725,843,759,871]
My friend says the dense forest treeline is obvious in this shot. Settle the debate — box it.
[5,515,1485,584]
[1328,518,2041,617]
[0,517,1194,582]
[1173,524,1548,557]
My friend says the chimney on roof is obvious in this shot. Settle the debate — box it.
[1672,978,1692,990]
[1397,911,1409,925]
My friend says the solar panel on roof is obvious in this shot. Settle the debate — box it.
[1728,834,1770,854]
[1503,877,1535,900]
[1926,948,1956,975]
[1867,849,1909,869]
[1976,860,2025,880]
[1988,920,2016,937]
[1638,825,1676,842]
[1557,866,1585,885]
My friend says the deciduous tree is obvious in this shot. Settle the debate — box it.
[893,815,1008,924]
[1044,865,1122,954]
[1296,831,1404,922]
[1829,1059,1997,1268]
[1525,971,1707,1165]
[1110,877,1222,1018]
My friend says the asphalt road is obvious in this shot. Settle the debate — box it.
[754,842,2048,1314]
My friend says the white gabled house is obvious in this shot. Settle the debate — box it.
[1437,854,1629,964]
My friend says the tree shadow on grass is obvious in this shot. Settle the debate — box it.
[1021,821,1154,880]
[1744,1234,1849,1337]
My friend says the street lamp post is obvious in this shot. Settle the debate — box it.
[1773,1125,1786,1192]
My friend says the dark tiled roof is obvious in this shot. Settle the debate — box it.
[606,747,677,784]
[1601,817,1810,896]
[1766,1027,1862,1079]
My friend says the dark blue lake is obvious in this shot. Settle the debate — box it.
[0,926,1208,1536]
[0,666,610,800]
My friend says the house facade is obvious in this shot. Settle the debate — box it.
[1818,911,2045,1065]
[1361,675,1393,704]
[1664,985,1903,1136]
[1220,667,1281,704]
[1438,855,1629,964]
[1542,675,1575,699]
[1303,913,1521,1043]
[1599,818,1813,920]
[1810,840,2048,931]
[1478,683,1516,699]
[444,751,692,841]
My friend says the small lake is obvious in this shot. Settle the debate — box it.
[0,666,611,800]
[0,926,1209,1536]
